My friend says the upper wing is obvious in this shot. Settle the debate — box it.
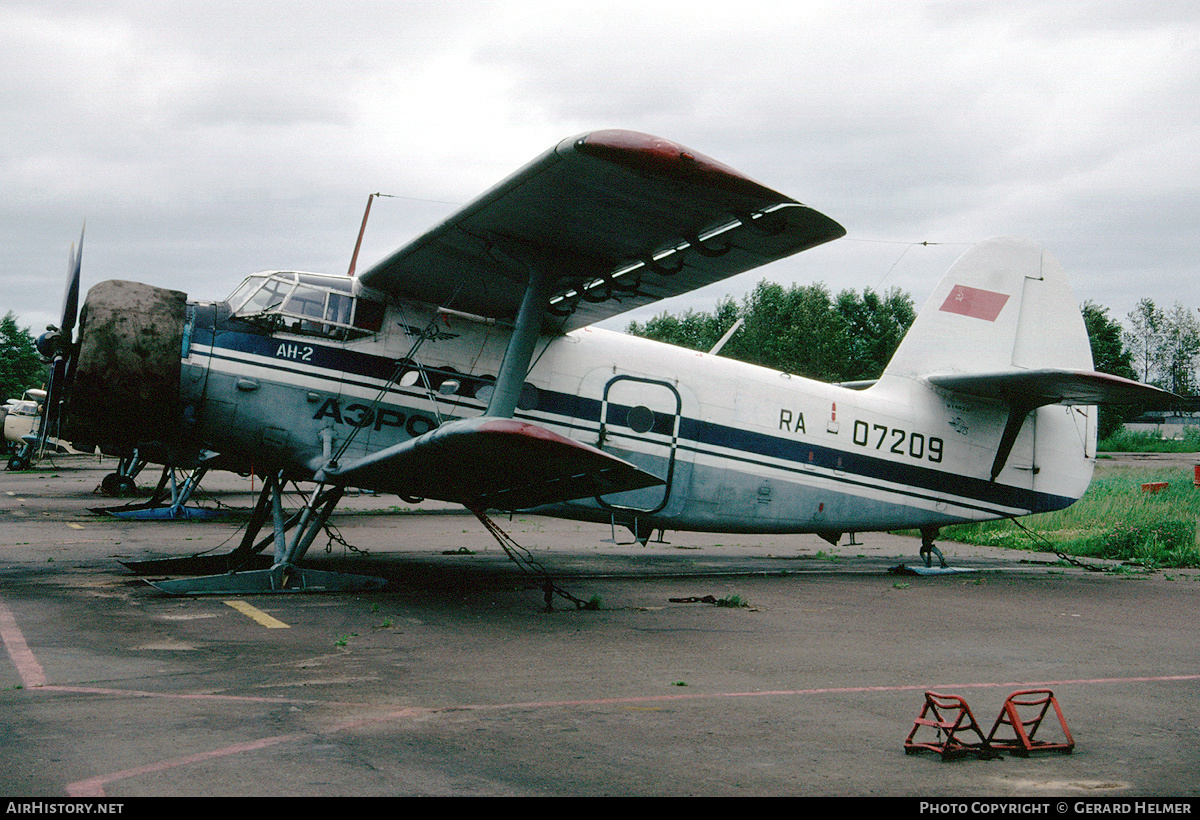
[927,369,1177,408]
[357,130,845,331]
[317,416,664,511]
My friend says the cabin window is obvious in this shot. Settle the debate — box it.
[241,277,293,315]
[283,284,326,319]
[627,405,655,434]
[226,278,264,314]
[327,292,352,327]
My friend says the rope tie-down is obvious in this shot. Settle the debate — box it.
[467,506,595,612]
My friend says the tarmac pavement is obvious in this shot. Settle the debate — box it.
[1,455,1198,798]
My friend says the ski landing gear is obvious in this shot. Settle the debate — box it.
[95,459,224,519]
[128,470,385,595]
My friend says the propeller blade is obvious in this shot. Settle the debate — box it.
[61,225,83,338]
[35,225,85,457]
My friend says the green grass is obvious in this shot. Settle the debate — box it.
[1098,427,1200,453]
[715,594,749,608]
[931,465,1200,568]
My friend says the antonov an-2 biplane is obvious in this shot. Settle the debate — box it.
[36,130,1171,595]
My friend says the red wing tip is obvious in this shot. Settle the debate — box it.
[571,129,793,204]
[475,418,589,446]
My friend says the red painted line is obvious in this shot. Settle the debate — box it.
[457,674,1200,712]
[37,683,350,706]
[34,675,1200,715]
[60,673,1200,796]
[0,600,47,688]
[66,733,306,797]
[63,711,431,797]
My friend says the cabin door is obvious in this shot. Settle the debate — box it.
[596,375,681,514]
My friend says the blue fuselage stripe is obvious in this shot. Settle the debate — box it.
[195,327,1072,516]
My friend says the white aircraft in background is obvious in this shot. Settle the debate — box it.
[34,130,1172,594]
[4,389,47,471]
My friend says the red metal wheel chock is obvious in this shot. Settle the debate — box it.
[985,688,1075,756]
[904,691,997,760]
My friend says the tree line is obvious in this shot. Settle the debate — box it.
[626,282,916,384]
[0,312,44,406]
[1124,299,1200,396]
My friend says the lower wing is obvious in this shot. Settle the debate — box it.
[317,416,664,511]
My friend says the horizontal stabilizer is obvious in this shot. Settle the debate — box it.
[927,369,1177,409]
[318,417,665,511]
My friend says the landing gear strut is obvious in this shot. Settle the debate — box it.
[920,526,947,568]
[7,436,38,471]
[95,458,224,519]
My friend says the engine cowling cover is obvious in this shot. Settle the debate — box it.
[67,280,188,449]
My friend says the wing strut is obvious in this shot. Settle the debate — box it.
[487,254,557,418]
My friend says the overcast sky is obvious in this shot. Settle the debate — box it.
[2,1,1197,340]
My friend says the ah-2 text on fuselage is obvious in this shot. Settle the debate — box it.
[44,130,1171,593]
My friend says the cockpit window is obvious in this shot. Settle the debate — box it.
[225,271,383,339]
[242,277,294,315]
[225,278,263,314]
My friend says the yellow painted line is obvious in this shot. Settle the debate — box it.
[67,523,83,529]
[223,600,290,629]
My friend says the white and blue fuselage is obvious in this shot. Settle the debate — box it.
[182,275,1096,541]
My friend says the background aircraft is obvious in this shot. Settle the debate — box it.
[37,130,1172,594]
[3,388,48,471]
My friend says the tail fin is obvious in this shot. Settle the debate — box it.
[882,236,1092,381]
[877,237,1172,487]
